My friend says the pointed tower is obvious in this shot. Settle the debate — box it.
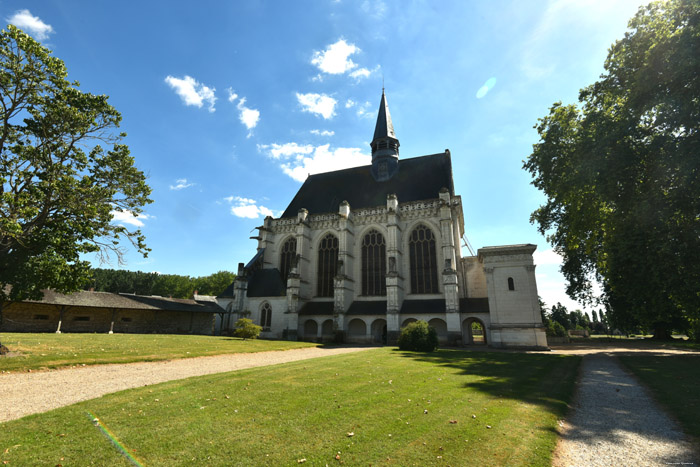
[370,90,400,181]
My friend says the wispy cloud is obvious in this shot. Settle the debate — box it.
[227,88,260,135]
[7,10,53,40]
[111,210,150,227]
[224,196,276,219]
[355,101,373,119]
[310,129,335,137]
[296,93,337,119]
[169,178,194,190]
[345,99,356,108]
[258,143,370,182]
[164,75,216,112]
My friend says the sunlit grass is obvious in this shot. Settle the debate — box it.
[0,348,581,466]
[0,333,318,372]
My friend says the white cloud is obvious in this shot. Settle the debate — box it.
[258,142,314,160]
[355,101,373,119]
[311,39,360,75]
[296,93,337,119]
[236,98,260,131]
[7,10,53,40]
[533,248,564,266]
[349,68,371,80]
[310,129,335,137]
[224,196,275,219]
[258,143,370,182]
[111,210,150,227]
[164,75,216,112]
[169,178,194,190]
[227,88,239,103]
[345,99,356,108]
[227,89,260,134]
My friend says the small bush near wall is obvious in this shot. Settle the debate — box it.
[233,318,262,340]
[398,320,438,352]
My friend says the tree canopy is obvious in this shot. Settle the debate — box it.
[87,268,235,299]
[524,1,700,338]
[0,26,152,301]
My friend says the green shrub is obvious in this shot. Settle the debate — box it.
[398,320,438,352]
[233,318,262,340]
[546,320,567,337]
[688,318,700,342]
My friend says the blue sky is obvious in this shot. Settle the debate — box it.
[4,0,648,312]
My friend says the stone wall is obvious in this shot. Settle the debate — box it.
[1,302,215,335]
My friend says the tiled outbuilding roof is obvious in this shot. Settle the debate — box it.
[14,289,222,313]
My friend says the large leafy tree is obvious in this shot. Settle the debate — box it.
[0,26,152,301]
[524,1,700,339]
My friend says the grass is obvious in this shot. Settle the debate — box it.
[618,354,700,440]
[0,333,318,372]
[0,348,581,466]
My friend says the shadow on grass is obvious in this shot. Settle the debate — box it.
[394,348,581,419]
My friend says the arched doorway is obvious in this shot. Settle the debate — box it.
[401,318,417,328]
[462,318,487,345]
[303,320,318,341]
[371,318,387,344]
[428,318,448,343]
[321,319,334,341]
[348,318,367,341]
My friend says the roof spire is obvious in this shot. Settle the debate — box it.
[370,89,400,181]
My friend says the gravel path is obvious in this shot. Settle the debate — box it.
[0,346,377,423]
[554,355,698,467]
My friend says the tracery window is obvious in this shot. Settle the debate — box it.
[361,229,386,296]
[260,302,272,331]
[279,237,297,285]
[409,224,438,294]
[317,233,338,297]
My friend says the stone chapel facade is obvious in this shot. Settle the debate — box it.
[218,92,547,349]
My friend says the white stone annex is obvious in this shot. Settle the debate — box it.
[218,92,547,349]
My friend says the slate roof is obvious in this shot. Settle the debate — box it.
[460,297,490,313]
[346,301,387,315]
[15,289,222,313]
[299,301,334,315]
[281,152,454,217]
[373,91,396,141]
[246,269,286,297]
[400,299,446,314]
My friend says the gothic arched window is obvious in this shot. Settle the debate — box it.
[260,302,272,331]
[279,237,297,285]
[409,224,438,294]
[317,233,338,297]
[361,229,386,296]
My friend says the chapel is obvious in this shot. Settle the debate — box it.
[218,91,547,349]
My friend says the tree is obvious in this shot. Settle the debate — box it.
[397,320,438,352]
[233,318,262,340]
[0,26,152,302]
[523,1,700,339]
[550,302,571,330]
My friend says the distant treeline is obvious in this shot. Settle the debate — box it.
[85,269,235,299]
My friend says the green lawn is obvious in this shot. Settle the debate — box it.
[0,333,318,372]
[618,354,700,439]
[0,348,580,466]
